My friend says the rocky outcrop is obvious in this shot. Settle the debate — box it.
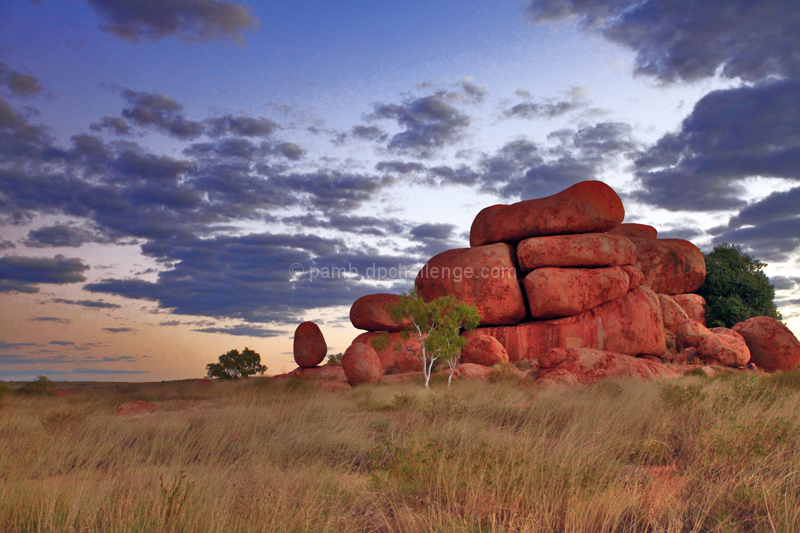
[659,294,689,351]
[523,266,631,319]
[350,293,410,332]
[293,321,327,368]
[676,319,712,352]
[607,223,658,240]
[629,238,706,295]
[733,317,800,371]
[697,334,750,367]
[342,343,381,385]
[415,243,527,326]
[461,335,509,366]
[471,287,666,362]
[535,348,678,386]
[516,233,636,272]
[470,181,624,246]
[672,294,706,325]
[352,331,422,373]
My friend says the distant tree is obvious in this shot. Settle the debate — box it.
[698,243,782,328]
[327,352,344,366]
[376,289,480,388]
[206,347,267,379]
[19,375,54,395]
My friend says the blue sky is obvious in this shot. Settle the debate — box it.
[1,0,798,381]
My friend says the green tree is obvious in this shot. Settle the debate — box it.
[19,375,54,395]
[376,289,480,388]
[698,243,782,328]
[206,347,267,379]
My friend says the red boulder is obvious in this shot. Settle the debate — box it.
[672,294,706,325]
[293,321,327,368]
[350,293,410,332]
[536,348,677,386]
[352,331,423,373]
[676,319,712,352]
[470,181,625,246]
[516,233,636,272]
[524,266,630,319]
[698,334,750,367]
[659,294,689,351]
[622,265,645,290]
[453,363,494,382]
[415,243,527,326]
[470,287,666,362]
[607,223,658,239]
[732,317,800,371]
[342,343,381,385]
[461,335,509,366]
[629,238,706,295]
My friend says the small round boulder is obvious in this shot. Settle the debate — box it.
[461,335,509,366]
[342,343,381,385]
[293,321,327,368]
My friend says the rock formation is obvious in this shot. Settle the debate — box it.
[293,321,327,368]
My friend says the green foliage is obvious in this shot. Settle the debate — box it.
[698,243,782,328]
[19,375,55,396]
[206,347,266,379]
[0,381,10,399]
[379,288,481,388]
[327,352,344,366]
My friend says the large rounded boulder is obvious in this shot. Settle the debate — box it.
[470,180,625,247]
[461,335,509,366]
[697,334,750,367]
[676,319,712,352]
[350,293,410,332]
[672,294,707,325]
[659,294,689,350]
[523,266,630,319]
[629,238,706,295]
[607,223,658,240]
[293,321,327,368]
[536,348,677,386]
[516,233,636,272]
[342,343,381,386]
[732,317,800,371]
[415,243,527,326]
[352,331,423,373]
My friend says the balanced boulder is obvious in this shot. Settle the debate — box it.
[672,294,706,325]
[342,343,381,385]
[629,238,706,295]
[732,317,800,371]
[293,321,327,368]
[607,223,658,240]
[461,335,509,366]
[350,293,410,332]
[536,348,677,386]
[472,287,666,362]
[697,334,750,367]
[516,233,636,272]
[415,243,527,326]
[524,266,630,319]
[470,180,625,246]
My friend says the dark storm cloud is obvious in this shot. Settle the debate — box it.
[0,255,89,293]
[527,0,800,83]
[194,325,282,337]
[409,223,463,257]
[87,0,260,44]
[369,92,471,158]
[0,62,43,97]
[52,298,121,309]
[771,276,800,291]
[410,223,456,241]
[634,80,800,211]
[25,224,108,248]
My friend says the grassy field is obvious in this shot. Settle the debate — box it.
[2,370,800,533]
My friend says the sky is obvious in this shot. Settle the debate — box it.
[1,0,799,381]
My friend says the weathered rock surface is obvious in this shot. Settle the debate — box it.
[622,265,645,290]
[524,266,630,319]
[287,365,346,381]
[659,294,689,351]
[607,223,658,240]
[415,243,527,326]
[676,319,712,352]
[629,238,706,295]
[116,401,158,416]
[293,321,327,368]
[535,348,678,386]
[470,180,625,246]
[350,293,410,332]
[672,294,707,325]
[352,331,423,373]
[451,363,494,382]
[516,233,636,272]
[461,335,509,366]
[471,287,666,362]
[732,317,800,371]
[709,327,746,343]
[698,334,751,367]
[342,343,381,385]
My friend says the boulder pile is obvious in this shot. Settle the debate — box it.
[277,180,799,388]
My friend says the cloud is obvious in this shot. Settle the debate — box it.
[118,89,204,139]
[0,240,16,250]
[369,92,471,158]
[772,276,799,291]
[72,368,148,374]
[25,224,109,248]
[527,0,800,83]
[499,86,588,120]
[409,223,463,257]
[30,317,71,324]
[52,298,122,309]
[0,255,89,293]
[48,341,75,346]
[103,327,135,333]
[87,0,260,44]
[194,325,283,337]
[0,62,43,97]
[0,341,37,350]
[205,115,279,138]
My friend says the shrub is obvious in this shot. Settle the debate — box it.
[327,352,344,366]
[206,347,266,379]
[698,243,781,328]
[19,375,55,396]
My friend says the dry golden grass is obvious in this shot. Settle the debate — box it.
[2,370,800,532]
